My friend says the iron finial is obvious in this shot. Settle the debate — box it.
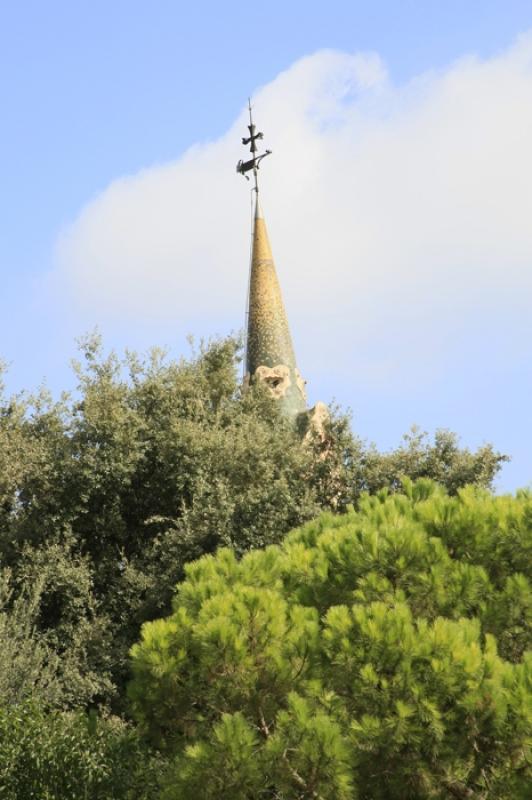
[236,98,272,193]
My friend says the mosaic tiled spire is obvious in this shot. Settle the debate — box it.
[237,102,307,419]
[245,197,307,417]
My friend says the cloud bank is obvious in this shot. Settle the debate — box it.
[55,36,532,388]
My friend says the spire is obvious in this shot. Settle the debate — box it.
[237,103,307,419]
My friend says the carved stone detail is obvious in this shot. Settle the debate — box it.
[254,364,292,399]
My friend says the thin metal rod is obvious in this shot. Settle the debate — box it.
[248,98,259,196]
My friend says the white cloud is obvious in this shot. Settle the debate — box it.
[54,37,532,381]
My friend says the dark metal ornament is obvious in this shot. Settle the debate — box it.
[236,99,271,190]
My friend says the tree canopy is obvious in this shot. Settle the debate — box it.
[0,335,507,709]
[0,335,519,799]
[130,480,531,799]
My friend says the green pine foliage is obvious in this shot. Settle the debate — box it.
[130,481,532,799]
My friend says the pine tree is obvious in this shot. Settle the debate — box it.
[130,481,531,799]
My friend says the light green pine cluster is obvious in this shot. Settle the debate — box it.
[130,479,532,799]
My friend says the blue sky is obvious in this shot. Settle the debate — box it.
[1,1,531,490]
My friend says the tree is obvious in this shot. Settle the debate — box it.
[0,335,508,709]
[306,416,509,511]
[130,480,531,799]
[0,336,317,707]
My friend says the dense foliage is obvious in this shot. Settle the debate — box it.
[0,335,516,798]
[0,703,161,799]
[0,335,506,709]
[130,481,531,799]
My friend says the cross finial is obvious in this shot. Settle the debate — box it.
[236,99,272,193]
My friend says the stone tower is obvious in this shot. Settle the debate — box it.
[238,104,307,420]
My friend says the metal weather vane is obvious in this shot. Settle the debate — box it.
[236,99,272,193]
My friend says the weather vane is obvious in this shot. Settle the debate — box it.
[236,99,272,193]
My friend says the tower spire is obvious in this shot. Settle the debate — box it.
[237,104,307,419]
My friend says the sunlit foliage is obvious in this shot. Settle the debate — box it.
[131,481,531,799]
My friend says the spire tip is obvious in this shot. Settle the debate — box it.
[236,101,272,191]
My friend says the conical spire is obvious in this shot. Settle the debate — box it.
[245,195,307,417]
[237,102,307,419]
